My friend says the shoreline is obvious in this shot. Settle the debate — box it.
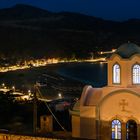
[0,62,107,99]
[0,63,85,99]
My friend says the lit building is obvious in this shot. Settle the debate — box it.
[70,42,140,140]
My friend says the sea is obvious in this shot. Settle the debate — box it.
[57,62,107,87]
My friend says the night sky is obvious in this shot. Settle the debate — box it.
[0,0,140,21]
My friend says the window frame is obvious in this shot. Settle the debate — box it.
[112,63,121,84]
[111,119,122,140]
[132,64,140,85]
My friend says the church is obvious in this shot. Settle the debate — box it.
[70,42,140,140]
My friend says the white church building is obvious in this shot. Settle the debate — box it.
[70,42,140,140]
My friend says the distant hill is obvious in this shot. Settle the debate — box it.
[0,4,140,62]
[0,4,52,20]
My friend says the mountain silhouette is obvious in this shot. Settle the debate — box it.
[0,4,51,20]
[0,4,140,63]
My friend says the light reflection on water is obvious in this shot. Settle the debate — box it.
[57,62,107,87]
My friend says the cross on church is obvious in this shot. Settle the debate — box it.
[119,99,128,111]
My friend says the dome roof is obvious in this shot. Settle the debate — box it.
[113,42,140,58]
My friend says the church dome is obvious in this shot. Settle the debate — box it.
[113,42,140,58]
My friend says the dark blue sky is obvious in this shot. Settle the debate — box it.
[0,0,140,21]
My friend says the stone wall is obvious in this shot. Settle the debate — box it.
[0,133,63,140]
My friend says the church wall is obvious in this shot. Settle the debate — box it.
[107,59,113,86]
[121,122,126,140]
[108,56,129,87]
[80,106,96,139]
[80,106,96,118]
[80,117,96,139]
[100,120,140,140]
[122,61,130,87]
[72,115,80,138]
[99,91,140,140]
[108,55,120,86]
[127,56,140,87]
[108,55,140,88]
[137,124,140,140]
[100,91,140,122]
[100,120,111,140]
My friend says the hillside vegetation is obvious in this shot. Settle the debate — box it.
[0,4,140,62]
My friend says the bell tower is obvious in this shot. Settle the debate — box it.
[107,42,140,87]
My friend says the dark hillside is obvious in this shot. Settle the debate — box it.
[0,4,140,61]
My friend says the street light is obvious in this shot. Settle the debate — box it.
[2,83,5,87]
[12,86,15,91]
[58,93,62,98]
[28,90,31,96]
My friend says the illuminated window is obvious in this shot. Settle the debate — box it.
[113,64,120,84]
[112,120,121,140]
[133,64,140,84]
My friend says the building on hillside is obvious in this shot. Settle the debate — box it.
[39,115,53,133]
[70,42,140,140]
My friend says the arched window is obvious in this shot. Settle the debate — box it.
[133,64,140,84]
[113,64,120,84]
[112,119,121,140]
[126,120,137,140]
